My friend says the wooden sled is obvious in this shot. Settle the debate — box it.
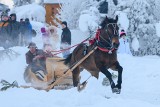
[24,57,73,90]
[24,47,97,91]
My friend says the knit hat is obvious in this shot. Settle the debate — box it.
[25,18,29,22]
[62,21,67,27]
[41,27,46,33]
[28,42,37,48]
[120,29,126,38]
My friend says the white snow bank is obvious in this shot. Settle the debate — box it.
[11,3,46,22]
[131,36,140,51]
[0,0,13,8]
[79,7,100,34]
[118,12,129,31]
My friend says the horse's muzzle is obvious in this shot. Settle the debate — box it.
[113,43,119,49]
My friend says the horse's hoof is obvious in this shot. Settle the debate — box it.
[112,88,121,94]
[77,82,87,92]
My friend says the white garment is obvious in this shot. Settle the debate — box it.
[118,37,132,55]
[48,26,59,50]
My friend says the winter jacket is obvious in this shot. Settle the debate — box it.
[23,21,32,45]
[24,22,32,34]
[25,49,46,64]
[0,20,12,48]
[61,27,71,45]
[118,37,131,54]
[19,21,26,34]
[9,14,21,40]
[0,20,10,37]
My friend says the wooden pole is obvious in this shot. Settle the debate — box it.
[46,46,97,91]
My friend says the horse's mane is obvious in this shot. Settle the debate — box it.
[100,16,116,29]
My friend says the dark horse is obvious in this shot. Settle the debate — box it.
[64,15,123,94]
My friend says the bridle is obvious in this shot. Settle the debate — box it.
[99,22,119,49]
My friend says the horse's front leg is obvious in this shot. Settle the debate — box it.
[115,61,123,94]
[100,66,116,91]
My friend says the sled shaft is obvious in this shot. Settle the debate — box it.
[46,46,97,91]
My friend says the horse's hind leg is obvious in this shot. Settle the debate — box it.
[72,67,80,87]
[100,66,116,90]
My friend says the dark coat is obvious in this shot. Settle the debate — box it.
[61,27,71,45]
[9,14,21,39]
[19,21,26,34]
[24,21,32,36]
[25,49,45,64]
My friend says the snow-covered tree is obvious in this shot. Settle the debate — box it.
[78,6,101,37]
[13,0,35,7]
[35,0,44,5]
[117,0,160,56]
[147,0,160,22]
[107,0,118,17]
[58,0,99,29]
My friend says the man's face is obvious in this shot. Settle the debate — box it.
[2,16,9,21]
[62,24,66,29]
[20,19,23,22]
[29,46,36,53]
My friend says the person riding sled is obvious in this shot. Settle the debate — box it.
[25,42,53,81]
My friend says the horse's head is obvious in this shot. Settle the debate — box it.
[100,15,120,49]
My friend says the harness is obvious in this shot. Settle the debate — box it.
[90,23,118,54]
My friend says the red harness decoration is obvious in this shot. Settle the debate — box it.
[89,29,115,54]
[89,29,101,45]
[97,47,115,54]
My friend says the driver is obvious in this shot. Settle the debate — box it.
[25,42,53,81]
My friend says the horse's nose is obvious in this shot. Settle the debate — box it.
[113,42,119,49]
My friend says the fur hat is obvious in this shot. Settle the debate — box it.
[48,26,57,34]
[28,42,37,48]
[62,21,67,27]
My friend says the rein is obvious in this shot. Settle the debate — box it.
[51,37,91,56]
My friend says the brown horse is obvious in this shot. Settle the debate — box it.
[64,15,123,94]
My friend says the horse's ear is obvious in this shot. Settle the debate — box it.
[106,16,108,21]
[115,15,118,22]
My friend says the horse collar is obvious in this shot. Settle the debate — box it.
[97,47,115,54]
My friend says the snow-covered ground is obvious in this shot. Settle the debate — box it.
[0,2,160,107]
[0,30,160,107]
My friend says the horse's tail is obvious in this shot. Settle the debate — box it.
[64,53,72,65]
